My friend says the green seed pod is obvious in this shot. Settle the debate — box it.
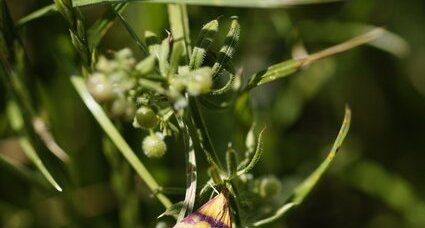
[87,72,114,103]
[135,106,158,129]
[142,134,167,158]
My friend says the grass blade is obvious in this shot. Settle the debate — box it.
[299,21,410,58]
[88,3,128,48]
[18,0,341,28]
[6,102,63,192]
[0,149,52,192]
[114,9,149,55]
[252,106,351,226]
[246,28,384,90]
[175,115,197,221]
[167,4,191,62]
[70,76,172,208]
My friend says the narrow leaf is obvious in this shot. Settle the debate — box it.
[167,4,191,62]
[211,17,240,79]
[299,21,410,58]
[251,106,351,226]
[290,106,351,203]
[6,102,63,192]
[18,0,342,27]
[115,10,149,55]
[190,19,219,69]
[88,3,128,48]
[70,76,172,208]
[246,28,384,90]
[175,115,197,221]
[237,127,265,176]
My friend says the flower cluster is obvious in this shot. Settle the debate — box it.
[87,36,215,158]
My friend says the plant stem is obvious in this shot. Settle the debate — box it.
[167,4,223,170]
[71,76,172,208]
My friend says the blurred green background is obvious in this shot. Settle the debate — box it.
[1,0,425,227]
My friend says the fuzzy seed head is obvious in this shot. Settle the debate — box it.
[142,134,167,158]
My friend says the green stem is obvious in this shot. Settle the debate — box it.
[71,76,172,208]
[167,4,223,170]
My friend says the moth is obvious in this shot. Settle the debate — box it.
[173,192,232,228]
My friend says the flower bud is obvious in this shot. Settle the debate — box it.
[87,72,114,103]
[142,134,167,158]
[135,106,158,129]
[186,67,212,95]
[110,97,127,117]
[257,176,282,198]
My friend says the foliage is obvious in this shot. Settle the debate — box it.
[1,0,424,227]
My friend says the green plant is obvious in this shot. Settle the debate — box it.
[0,0,410,227]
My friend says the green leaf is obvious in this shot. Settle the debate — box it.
[6,102,63,192]
[17,0,343,27]
[175,115,197,221]
[167,4,191,62]
[190,19,219,69]
[158,201,184,219]
[88,3,127,48]
[246,28,384,90]
[169,42,183,76]
[114,9,149,55]
[159,38,170,76]
[211,17,240,79]
[0,147,52,192]
[251,106,351,226]
[251,203,298,226]
[237,127,265,176]
[70,76,172,209]
[299,21,410,58]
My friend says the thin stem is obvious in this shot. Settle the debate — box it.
[71,76,172,208]
[167,4,223,169]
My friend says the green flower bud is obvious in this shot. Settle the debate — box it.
[186,67,212,95]
[135,106,158,129]
[110,97,127,117]
[115,48,136,71]
[116,48,132,58]
[96,56,116,73]
[87,72,114,103]
[257,176,282,198]
[124,102,136,122]
[142,134,166,158]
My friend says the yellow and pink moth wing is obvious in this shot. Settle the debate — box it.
[173,193,231,228]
